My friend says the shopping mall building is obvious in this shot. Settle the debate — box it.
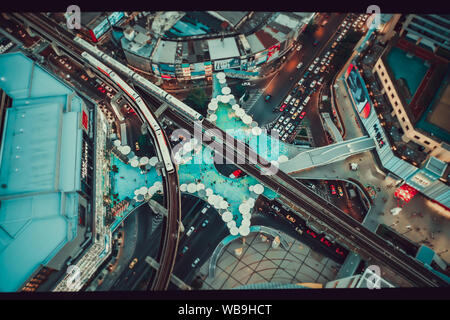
[341,17,450,209]
[0,52,100,292]
[110,11,315,81]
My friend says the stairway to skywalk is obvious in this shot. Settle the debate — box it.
[279,136,376,174]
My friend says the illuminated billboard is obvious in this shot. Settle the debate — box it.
[91,12,125,42]
[213,57,240,71]
[345,64,369,113]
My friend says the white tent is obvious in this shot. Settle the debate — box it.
[139,157,149,165]
[187,183,197,193]
[205,188,214,196]
[239,225,250,236]
[122,145,131,155]
[221,87,231,95]
[130,159,139,167]
[139,186,148,194]
[222,211,233,222]
[230,226,239,236]
[209,114,218,122]
[242,115,252,125]
[196,183,205,191]
[241,219,250,227]
[235,108,245,118]
[251,126,262,136]
[253,184,264,195]
[227,220,236,229]
[216,72,226,80]
[149,157,158,166]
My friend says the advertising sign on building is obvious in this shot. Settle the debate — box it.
[213,57,240,71]
[254,51,268,65]
[79,103,89,133]
[345,64,369,113]
[152,64,160,76]
[409,172,432,188]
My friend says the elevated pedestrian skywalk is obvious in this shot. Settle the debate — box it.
[279,136,376,174]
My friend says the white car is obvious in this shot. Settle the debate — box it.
[298,78,305,86]
[337,35,343,42]
[314,66,320,74]
[310,80,317,88]
[297,62,303,69]
[314,57,320,64]
[283,117,290,125]
[186,226,195,237]
[308,64,314,71]
[191,258,200,268]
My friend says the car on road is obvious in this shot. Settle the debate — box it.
[291,86,299,95]
[292,112,298,119]
[303,95,311,106]
[278,115,285,123]
[337,186,344,197]
[294,98,300,107]
[313,39,319,46]
[337,35,343,42]
[186,226,195,236]
[284,94,292,104]
[242,81,252,86]
[286,214,296,223]
[321,237,332,247]
[299,111,306,119]
[279,103,287,112]
[314,66,320,74]
[306,229,317,238]
[296,44,302,51]
[298,78,305,86]
[320,65,327,73]
[201,205,210,214]
[283,117,290,125]
[310,80,317,88]
[264,94,272,102]
[180,246,189,256]
[314,57,320,64]
[308,64,314,72]
[201,219,209,228]
[317,77,324,85]
[107,92,114,99]
[331,41,338,49]
[191,258,200,268]
[282,133,289,141]
[129,258,138,269]
[296,62,303,69]
[288,126,295,134]
[330,184,337,195]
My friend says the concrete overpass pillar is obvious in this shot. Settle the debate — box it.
[145,256,191,290]
[147,199,184,232]
[51,41,62,56]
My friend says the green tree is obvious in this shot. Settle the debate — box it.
[234,83,247,99]
[184,88,209,111]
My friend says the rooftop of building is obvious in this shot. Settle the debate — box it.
[380,36,450,144]
[207,37,240,61]
[121,24,157,59]
[0,52,84,292]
